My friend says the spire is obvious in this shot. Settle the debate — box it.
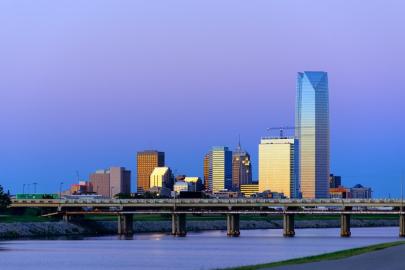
[238,134,241,150]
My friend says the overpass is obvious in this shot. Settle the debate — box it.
[10,198,405,238]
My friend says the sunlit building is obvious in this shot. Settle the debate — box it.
[258,138,299,198]
[150,167,173,190]
[203,152,211,190]
[205,147,232,193]
[296,71,330,198]
[137,150,165,193]
[240,183,259,197]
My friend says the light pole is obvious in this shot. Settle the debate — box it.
[23,184,26,194]
[59,182,64,199]
[33,182,38,194]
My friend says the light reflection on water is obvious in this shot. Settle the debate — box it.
[0,227,401,270]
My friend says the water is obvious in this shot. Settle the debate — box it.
[0,227,401,270]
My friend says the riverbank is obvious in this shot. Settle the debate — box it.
[219,241,405,270]
[0,218,400,239]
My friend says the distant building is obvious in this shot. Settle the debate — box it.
[350,184,372,199]
[240,183,259,197]
[205,147,232,193]
[212,190,242,198]
[137,150,165,193]
[203,152,211,190]
[256,190,286,199]
[150,167,174,190]
[232,142,252,191]
[184,177,204,192]
[90,167,131,197]
[329,187,351,199]
[296,71,330,198]
[258,138,299,198]
[70,181,92,195]
[173,181,189,194]
[329,174,342,188]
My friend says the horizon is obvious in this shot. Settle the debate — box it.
[1,0,405,197]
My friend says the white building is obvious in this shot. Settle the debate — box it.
[150,167,173,189]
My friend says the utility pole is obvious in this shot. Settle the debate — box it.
[59,182,64,199]
[33,182,38,194]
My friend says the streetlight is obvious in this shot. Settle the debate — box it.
[33,182,38,194]
[59,182,64,199]
[23,184,26,194]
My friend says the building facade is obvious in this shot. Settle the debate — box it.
[232,143,252,191]
[205,147,232,193]
[240,183,259,197]
[329,174,342,188]
[90,167,131,197]
[150,167,173,190]
[258,138,299,198]
[137,150,165,193]
[203,152,211,190]
[350,184,372,199]
[296,71,330,198]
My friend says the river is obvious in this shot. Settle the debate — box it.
[0,227,401,270]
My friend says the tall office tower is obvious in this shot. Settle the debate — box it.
[210,146,232,193]
[232,143,252,191]
[296,71,330,198]
[150,167,173,189]
[329,174,342,188]
[258,138,299,198]
[137,150,165,193]
[203,152,211,190]
[90,167,131,197]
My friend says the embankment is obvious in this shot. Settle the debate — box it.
[0,218,399,239]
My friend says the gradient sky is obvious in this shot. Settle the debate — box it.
[1,1,404,197]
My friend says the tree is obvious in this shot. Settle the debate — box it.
[0,185,11,211]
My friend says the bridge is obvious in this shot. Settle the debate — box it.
[10,198,405,238]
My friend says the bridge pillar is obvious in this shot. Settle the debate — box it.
[172,213,186,237]
[227,214,240,237]
[118,214,133,236]
[400,212,405,237]
[340,207,352,237]
[62,214,71,223]
[283,213,295,237]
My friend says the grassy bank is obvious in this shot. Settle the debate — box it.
[220,241,405,270]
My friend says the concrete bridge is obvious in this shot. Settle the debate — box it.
[10,198,405,238]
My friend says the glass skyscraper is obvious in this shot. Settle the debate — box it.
[295,71,330,198]
[206,146,232,192]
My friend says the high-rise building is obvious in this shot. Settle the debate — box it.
[232,142,252,191]
[150,167,173,190]
[329,174,342,188]
[203,152,211,190]
[205,147,232,192]
[258,138,299,198]
[137,150,165,193]
[90,167,131,197]
[240,183,259,197]
[296,71,330,198]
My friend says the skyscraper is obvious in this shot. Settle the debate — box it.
[137,150,165,193]
[296,71,330,198]
[90,167,131,197]
[203,152,211,190]
[258,138,299,198]
[232,142,252,191]
[205,147,232,192]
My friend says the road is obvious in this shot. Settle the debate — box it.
[270,244,405,270]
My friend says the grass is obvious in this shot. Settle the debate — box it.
[219,241,405,270]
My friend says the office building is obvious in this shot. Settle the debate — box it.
[203,152,211,190]
[173,181,189,194]
[205,147,232,193]
[258,138,299,198]
[90,167,131,197]
[184,177,204,191]
[70,181,92,195]
[240,183,259,197]
[232,143,252,191]
[329,174,342,188]
[350,184,372,199]
[137,150,165,193]
[150,167,173,190]
[296,71,330,198]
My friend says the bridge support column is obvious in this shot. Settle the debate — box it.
[283,213,295,237]
[340,207,351,237]
[172,213,186,237]
[118,214,133,236]
[400,214,405,237]
[62,214,71,223]
[227,214,240,237]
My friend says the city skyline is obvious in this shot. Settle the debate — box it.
[1,1,405,198]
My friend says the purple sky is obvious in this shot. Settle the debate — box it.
[0,1,404,197]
